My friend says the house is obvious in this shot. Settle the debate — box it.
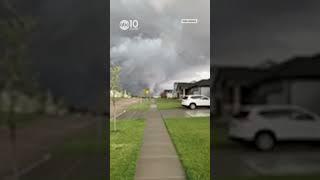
[174,79,211,99]
[213,54,320,115]
[0,90,42,113]
[187,79,210,97]
[249,55,320,114]
[110,90,131,98]
[213,66,267,115]
[174,82,191,98]
[0,89,66,115]
[160,89,174,98]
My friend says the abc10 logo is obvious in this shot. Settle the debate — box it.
[119,19,139,31]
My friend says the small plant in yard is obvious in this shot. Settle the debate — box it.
[110,65,121,131]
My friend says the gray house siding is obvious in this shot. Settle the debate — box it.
[264,80,289,105]
[187,87,199,95]
[291,80,320,115]
[200,87,210,97]
[261,80,320,115]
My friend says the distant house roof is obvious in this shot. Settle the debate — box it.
[164,89,173,93]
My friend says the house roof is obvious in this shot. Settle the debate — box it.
[214,66,268,86]
[214,53,320,88]
[188,79,211,89]
[175,79,211,90]
[267,54,320,79]
[249,54,320,86]
[175,82,192,90]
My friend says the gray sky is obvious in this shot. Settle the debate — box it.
[110,0,210,95]
[16,0,320,107]
[213,0,320,66]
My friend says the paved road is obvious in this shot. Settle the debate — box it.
[19,118,106,180]
[134,101,186,180]
[0,115,105,180]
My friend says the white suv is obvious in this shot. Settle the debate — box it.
[229,105,320,151]
[181,95,210,110]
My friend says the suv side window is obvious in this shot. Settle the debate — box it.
[201,96,209,100]
[291,111,315,121]
[259,109,293,119]
[191,96,201,99]
[260,109,315,121]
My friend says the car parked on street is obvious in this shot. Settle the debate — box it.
[229,105,320,151]
[181,95,210,110]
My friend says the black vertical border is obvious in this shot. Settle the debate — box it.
[210,0,214,179]
[106,0,110,179]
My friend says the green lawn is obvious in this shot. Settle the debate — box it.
[165,117,210,180]
[127,100,151,111]
[156,98,182,110]
[110,119,145,180]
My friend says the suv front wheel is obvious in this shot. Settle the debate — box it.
[189,103,196,110]
[254,132,275,151]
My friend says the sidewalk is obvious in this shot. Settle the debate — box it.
[134,102,186,180]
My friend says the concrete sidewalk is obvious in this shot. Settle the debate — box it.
[134,103,186,180]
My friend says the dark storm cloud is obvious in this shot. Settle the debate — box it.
[15,0,108,108]
[213,0,320,66]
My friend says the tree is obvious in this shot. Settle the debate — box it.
[110,65,121,131]
[0,5,36,179]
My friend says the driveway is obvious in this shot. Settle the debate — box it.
[160,108,210,118]
[213,124,320,176]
